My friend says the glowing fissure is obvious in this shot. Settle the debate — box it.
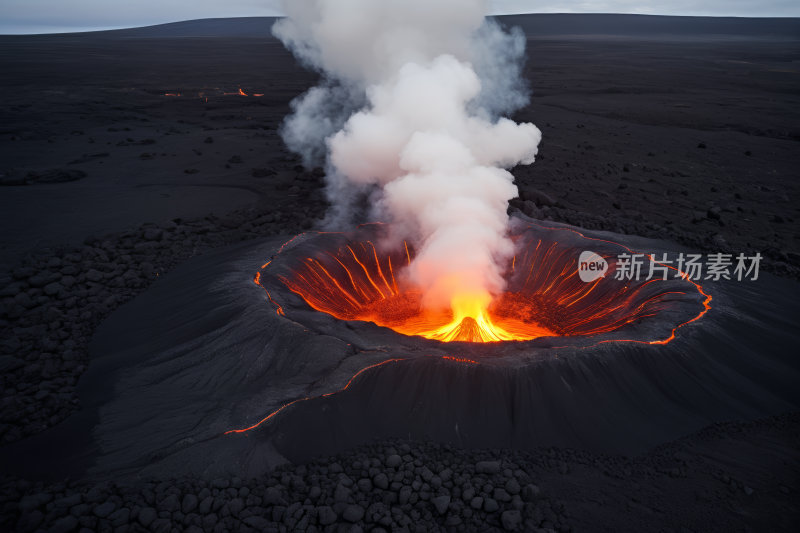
[270,228,707,343]
[275,237,550,342]
[234,225,713,437]
[225,358,404,435]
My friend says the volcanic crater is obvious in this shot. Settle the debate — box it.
[259,222,709,350]
[0,216,797,497]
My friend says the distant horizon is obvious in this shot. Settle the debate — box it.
[3,12,800,37]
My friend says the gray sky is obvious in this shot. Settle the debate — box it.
[1,0,797,34]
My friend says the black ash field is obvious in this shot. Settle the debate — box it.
[0,14,799,533]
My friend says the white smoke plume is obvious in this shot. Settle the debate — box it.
[273,0,541,312]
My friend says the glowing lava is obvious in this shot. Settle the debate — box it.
[408,291,553,342]
[274,237,553,342]
[267,225,705,344]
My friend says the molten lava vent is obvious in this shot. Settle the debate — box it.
[257,223,710,347]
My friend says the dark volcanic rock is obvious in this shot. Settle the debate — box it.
[0,414,799,533]
[29,169,87,183]
[343,504,364,522]
[0,173,27,186]
[67,152,109,164]
[521,188,556,207]
[707,206,722,220]
[252,167,276,178]
[476,461,501,474]
[0,25,798,533]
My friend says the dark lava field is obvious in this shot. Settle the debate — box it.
[0,14,798,533]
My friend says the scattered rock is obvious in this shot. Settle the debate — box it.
[317,506,337,525]
[386,454,402,468]
[431,495,450,515]
[92,501,116,518]
[138,507,157,527]
[505,478,521,495]
[264,487,281,505]
[182,494,198,514]
[521,189,556,207]
[501,510,522,531]
[343,504,364,522]
[373,473,389,490]
[522,484,541,502]
[143,228,163,241]
[521,200,543,219]
[494,488,512,502]
[476,461,501,474]
[0,423,692,533]
[46,515,78,533]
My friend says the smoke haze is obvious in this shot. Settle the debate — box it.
[273,0,541,311]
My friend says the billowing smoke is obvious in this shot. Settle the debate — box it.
[273,0,541,313]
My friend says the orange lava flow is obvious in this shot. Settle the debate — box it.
[254,272,284,316]
[224,358,404,434]
[523,223,713,346]
[277,240,550,342]
[275,233,694,343]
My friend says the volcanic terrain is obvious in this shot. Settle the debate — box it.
[0,14,799,533]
